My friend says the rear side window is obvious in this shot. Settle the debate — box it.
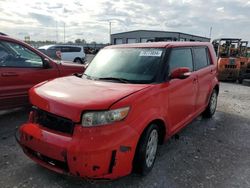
[193,47,210,70]
[60,46,81,53]
[69,47,81,52]
[168,48,193,72]
[61,47,70,52]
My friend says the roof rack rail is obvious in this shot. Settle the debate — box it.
[0,32,7,36]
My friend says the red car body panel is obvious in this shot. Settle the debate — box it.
[18,42,219,179]
[0,35,85,110]
[29,76,151,122]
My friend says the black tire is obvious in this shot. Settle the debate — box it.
[133,124,159,176]
[74,58,83,64]
[238,78,243,84]
[202,89,218,118]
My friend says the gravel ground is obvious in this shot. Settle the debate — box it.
[0,82,250,188]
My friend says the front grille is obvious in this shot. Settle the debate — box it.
[34,108,75,135]
[25,147,69,172]
[225,65,236,69]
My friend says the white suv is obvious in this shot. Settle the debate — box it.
[38,45,86,64]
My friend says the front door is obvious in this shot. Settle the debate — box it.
[167,48,198,133]
[0,40,58,109]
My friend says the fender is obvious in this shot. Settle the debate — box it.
[205,77,219,107]
[130,108,169,137]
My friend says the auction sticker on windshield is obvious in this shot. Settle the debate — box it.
[139,50,162,57]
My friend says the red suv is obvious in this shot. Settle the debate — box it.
[17,42,219,179]
[0,34,85,110]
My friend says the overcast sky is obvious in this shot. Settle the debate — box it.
[0,0,250,43]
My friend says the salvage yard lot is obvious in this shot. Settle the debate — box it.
[0,82,250,188]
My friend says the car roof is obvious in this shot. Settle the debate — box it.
[38,45,54,49]
[105,42,212,49]
[38,44,83,49]
[213,38,241,41]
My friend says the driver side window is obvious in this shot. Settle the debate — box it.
[168,48,193,73]
[0,41,43,68]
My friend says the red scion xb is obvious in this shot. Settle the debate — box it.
[17,42,219,180]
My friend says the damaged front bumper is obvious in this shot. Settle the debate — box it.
[17,122,139,180]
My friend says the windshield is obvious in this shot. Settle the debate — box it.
[84,48,164,84]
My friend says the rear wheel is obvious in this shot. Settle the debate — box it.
[202,89,218,118]
[133,124,159,176]
[74,58,83,64]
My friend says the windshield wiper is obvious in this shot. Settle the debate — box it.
[82,73,95,80]
[98,77,131,83]
[73,73,83,78]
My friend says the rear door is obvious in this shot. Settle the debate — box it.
[167,48,198,132]
[60,46,71,61]
[192,47,214,111]
[0,40,58,109]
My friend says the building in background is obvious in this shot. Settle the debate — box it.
[111,30,210,45]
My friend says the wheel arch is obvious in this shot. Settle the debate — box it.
[132,118,167,173]
[135,118,167,150]
[214,84,219,95]
[73,57,82,62]
[147,119,166,145]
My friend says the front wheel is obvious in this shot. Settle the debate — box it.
[133,124,159,176]
[202,89,218,118]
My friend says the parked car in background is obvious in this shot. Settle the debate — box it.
[38,48,61,60]
[17,42,219,180]
[38,45,86,64]
[0,34,86,110]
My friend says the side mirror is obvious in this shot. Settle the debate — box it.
[43,58,51,69]
[170,67,191,79]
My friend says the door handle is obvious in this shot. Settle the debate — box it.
[2,72,18,77]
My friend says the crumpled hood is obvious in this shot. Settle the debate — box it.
[30,76,150,122]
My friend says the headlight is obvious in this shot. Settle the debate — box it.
[81,107,130,127]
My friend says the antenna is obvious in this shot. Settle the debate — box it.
[209,26,212,40]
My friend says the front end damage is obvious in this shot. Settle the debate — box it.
[17,108,139,180]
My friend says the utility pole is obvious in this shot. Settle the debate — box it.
[64,22,65,44]
[209,26,213,41]
[56,21,58,43]
[109,21,112,44]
